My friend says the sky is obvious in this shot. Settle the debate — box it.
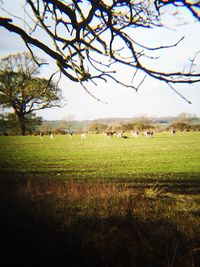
[0,1,200,121]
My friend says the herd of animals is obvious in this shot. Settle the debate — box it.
[39,128,176,139]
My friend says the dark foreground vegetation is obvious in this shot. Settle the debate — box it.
[1,174,200,267]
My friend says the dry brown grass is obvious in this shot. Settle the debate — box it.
[1,178,200,267]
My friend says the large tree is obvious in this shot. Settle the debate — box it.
[0,1,200,100]
[0,52,63,135]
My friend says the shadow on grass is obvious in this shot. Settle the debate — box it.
[0,175,200,267]
[1,171,200,194]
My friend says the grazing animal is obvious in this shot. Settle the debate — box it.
[50,132,55,139]
[105,131,116,138]
[40,132,44,139]
[144,131,153,139]
[69,132,73,139]
[131,130,139,138]
[81,132,87,139]
[171,127,176,136]
[116,131,123,138]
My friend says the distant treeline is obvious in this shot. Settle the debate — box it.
[1,114,200,136]
[85,120,200,134]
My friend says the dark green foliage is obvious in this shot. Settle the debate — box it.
[0,53,63,135]
[0,112,43,135]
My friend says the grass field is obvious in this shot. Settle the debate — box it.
[1,131,200,178]
[0,132,200,266]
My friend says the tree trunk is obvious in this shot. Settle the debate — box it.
[18,116,26,136]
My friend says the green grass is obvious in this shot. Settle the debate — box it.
[1,131,200,179]
[1,132,200,266]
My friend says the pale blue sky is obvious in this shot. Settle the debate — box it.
[0,1,200,121]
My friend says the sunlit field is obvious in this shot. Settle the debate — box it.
[0,132,200,267]
[1,131,200,180]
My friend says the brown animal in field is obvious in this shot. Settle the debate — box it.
[105,131,116,138]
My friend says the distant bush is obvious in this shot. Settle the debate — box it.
[169,122,200,132]
[121,122,157,132]
[88,122,108,134]
[54,128,67,135]
[190,124,200,131]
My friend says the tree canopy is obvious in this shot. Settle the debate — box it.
[0,1,200,99]
[0,52,64,135]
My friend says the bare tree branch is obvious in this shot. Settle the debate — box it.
[155,0,200,21]
[0,0,200,102]
[167,82,192,104]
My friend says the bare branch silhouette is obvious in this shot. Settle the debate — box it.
[0,0,199,102]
